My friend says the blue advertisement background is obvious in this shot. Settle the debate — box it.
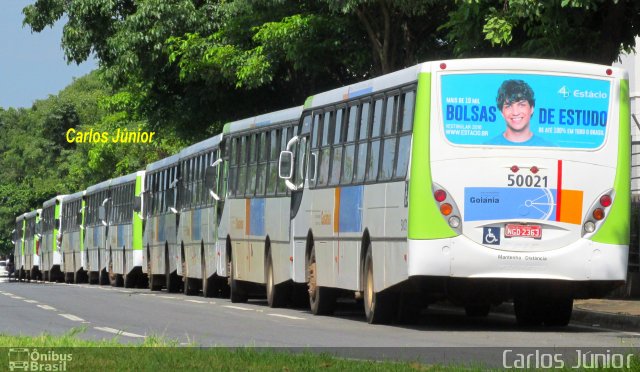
[464,187,557,222]
[441,74,611,148]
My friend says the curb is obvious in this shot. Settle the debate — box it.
[493,303,640,332]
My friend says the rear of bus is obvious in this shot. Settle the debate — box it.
[409,59,629,325]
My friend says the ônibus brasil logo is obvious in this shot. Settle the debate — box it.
[8,348,72,371]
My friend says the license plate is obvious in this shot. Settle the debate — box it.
[504,224,542,239]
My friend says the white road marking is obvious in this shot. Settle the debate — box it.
[186,299,207,304]
[268,314,306,320]
[118,290,133,294]
[10,296,25,300]
[224,305,252,311]
[159,296,177,299]
[59,314,87,322]
[94,327,146,338]
[37,305,57,311]
[23,299,39,304]
[139,293,156,296]
[1,292,14,296]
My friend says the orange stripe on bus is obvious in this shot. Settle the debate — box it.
[245,199,251,236]
[334,188,341,234]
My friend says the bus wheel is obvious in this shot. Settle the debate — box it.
[98,268,109,285]
[228,259,247,303]
[465,303,491,318]
[543,297,573,327]
[514,296,543,326]
[266,254,288,308]
[148,260,160,291]
[109,262,123,287]
[363,249,393,324]
[308,248,335,315]
[165,255,181,293]
[183,261,198,296]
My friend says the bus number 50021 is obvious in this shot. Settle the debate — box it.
[507,174,548,188]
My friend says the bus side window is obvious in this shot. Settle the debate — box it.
[256,131,267,196]
[395,90,415,179]
[267,129,278,196]
[317,113,330,187]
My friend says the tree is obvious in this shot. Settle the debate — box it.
[443,0,640,64]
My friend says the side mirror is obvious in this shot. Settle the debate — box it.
[133,196,142,212]
[205,158,223,201]
[98,205,107,226]
[166,187,178,214]
[11,229,16,244]
[76,209,84,229]
[278,151,293,180]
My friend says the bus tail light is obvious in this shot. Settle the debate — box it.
[433,183,462,234]
[582,189,614,237]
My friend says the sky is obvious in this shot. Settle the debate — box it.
[0,1,97,109]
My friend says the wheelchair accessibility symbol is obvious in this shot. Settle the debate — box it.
[483,227,501,245]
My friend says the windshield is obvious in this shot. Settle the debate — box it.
[441,73,611,149]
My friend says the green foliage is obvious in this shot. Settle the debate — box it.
[443,0,640,64]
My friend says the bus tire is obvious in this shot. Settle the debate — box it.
[308,247,335,316]
[183,261,198,296]
[465,303,491,318]
[148,261,162,291]
[363,248,393,324]
[266,254,288,308]
[514,296,543,326]
[543,297,573,327]
[99,268,109,285]
[229,259,247,303]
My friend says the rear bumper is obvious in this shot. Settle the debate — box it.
[408,237,628,281]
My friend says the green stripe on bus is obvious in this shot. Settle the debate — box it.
[304,96,314,109]
[591,79,631,245]
[132,174,143,250]
[54,203,61,253]
[408,72,456,240]
[80,199,85,252]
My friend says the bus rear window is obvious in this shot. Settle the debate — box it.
[440,73,611,149]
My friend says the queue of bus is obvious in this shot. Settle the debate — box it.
[9,58,631,327]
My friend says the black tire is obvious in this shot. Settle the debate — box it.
[229,258,248,303]
[266,254,289,308]
[363,249,393,324]
[124,272,136,288]
[465,303,491,318]
[148,260,162,291]
[165,250,181,293]
[99,268,110,285]
[543,298,573,327]
[514,296,543,326]
[308,247,335,316]
[183,261,199,296]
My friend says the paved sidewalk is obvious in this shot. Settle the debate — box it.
[571,299,640,332]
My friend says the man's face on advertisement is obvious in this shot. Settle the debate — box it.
[501,99,534,132]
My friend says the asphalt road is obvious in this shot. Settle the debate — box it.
[1,277,638,366]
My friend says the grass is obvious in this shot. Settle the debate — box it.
[0,328,637,371]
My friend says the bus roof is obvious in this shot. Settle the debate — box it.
[146,153,180,172]
[86,179,111,194]
[24,209,41,220]
[61,190,85,202]
[43,195,67,208]
[223,106,303,134]
[110,171,144,187]
[179,134,223,159]
[303,58,627,110]
[303,65,423,109]
[15,214,26,223]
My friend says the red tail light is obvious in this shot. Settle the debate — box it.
[599,195,612,207]
[434,190,447,202]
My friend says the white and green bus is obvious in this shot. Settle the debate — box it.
[41,195,65,282]
[21,209,42,281]
[175,134,226,297]
[85,179,111,285]
[144,154,182,292]
[279,58,630,326]
[221,107,302,305]
[60,191,86,284]
[12,214,26,281]
[105,171,145,288]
